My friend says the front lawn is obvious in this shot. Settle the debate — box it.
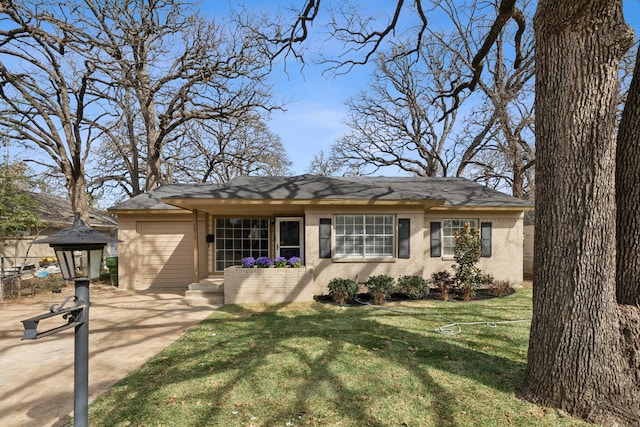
[88,287,589,426]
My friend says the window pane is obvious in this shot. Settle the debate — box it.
[335,214,394,257]
[441,219,478,257]
[215,217,270,271]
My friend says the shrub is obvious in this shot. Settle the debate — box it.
[328,278,359,304]
[491,280,513,297]
[431,270,453,301]
[396,275,430,299]
[364,275,395,305]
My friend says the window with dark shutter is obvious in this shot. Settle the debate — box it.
[319,218,332,259]
[398,218,410,258]
[481,222,492,257]
[430,222,441,257]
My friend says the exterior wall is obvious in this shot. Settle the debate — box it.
[304,207,426,296]
[523,224,534,279]
[0,230,57,260]
[224,266,314,303]
[117,206,526,298]
[424,211,525,285]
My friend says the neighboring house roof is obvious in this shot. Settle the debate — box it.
[109,175,532,213]
[28,192,117,230]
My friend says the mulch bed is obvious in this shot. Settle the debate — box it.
[314,286,516,304]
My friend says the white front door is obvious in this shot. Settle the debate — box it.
[275,217,304,263]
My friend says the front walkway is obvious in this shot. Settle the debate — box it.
[0,284,215,427]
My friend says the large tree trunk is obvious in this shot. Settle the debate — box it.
[61,162,90,224]
[520,1,639,425]
[616,46,640,306]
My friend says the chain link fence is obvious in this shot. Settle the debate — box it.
[0,256,63,301]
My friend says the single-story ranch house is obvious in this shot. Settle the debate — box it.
[108,175,532,304]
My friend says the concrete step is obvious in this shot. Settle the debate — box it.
[182,278,225,306]
[181,291,224,307]
[200,276,224,285]
[188,282,224,292]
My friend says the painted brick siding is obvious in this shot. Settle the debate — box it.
[424,212,525,285]
[224,266,314,304]
[304,209,426,295]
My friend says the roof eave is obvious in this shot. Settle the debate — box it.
[107,207,191,215]
[161,197,447,211]
[431,205,534,211]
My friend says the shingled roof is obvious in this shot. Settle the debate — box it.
[109,175,532,212]
[28,192,117,229]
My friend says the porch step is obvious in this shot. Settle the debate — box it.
[182,279,224,307]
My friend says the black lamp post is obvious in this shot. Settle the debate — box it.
[29,213,120,427]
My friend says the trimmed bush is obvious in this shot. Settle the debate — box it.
[396,275,430,299]
[491,279,513,297]
[431,270,453,301]
[364,275,395,305]
[328,278,359,304]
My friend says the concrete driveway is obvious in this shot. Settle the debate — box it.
[0,283,216,426]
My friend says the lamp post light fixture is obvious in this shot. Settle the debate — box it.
[23,213,120,427]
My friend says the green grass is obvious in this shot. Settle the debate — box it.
[88,288,589,426]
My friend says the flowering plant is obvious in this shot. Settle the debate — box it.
[241,256,303,268]
[273,256,288,268]
[255,256,274,268]
[287,256,302,268]
[242,257,256,268]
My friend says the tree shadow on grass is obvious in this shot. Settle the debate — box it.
[88,302,528,426]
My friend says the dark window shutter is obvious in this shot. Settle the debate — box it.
[319,218,332,259]
[398,218,410,259]
[481,222,492,257]
[430,222,441,257]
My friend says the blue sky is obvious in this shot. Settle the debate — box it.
[212,0,640,175]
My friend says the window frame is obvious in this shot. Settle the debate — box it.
[334,214,395,258]
[214,217,270,271]
[441,219,479,258]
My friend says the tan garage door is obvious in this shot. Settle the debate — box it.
[136,221,194,290]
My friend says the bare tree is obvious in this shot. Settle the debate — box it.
[1,0,281,211]
[88,85,145,200]
[328,40,464,177]
[307,149,359,176]
[473,28,534,199]
[163,116,292,184]
[302,0,534,199]
[432,0,535,198]
[0,2,103,221]
[75,0,277,192]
